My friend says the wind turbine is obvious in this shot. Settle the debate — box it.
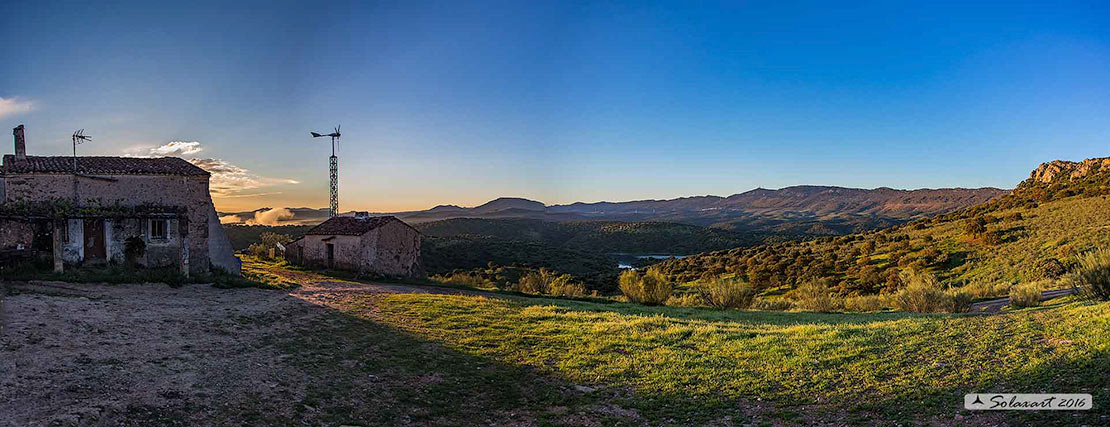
[310,125,341,217]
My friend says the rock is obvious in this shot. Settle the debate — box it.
[1029,157,1110,184]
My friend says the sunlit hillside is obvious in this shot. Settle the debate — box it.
[654,158,1110,298]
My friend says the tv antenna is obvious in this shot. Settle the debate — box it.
[310,125,341,217]
[72,129,92,172]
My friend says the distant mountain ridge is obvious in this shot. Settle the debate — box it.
[220,185,1007,237]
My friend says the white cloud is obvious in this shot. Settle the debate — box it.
[123,141,298,199]
[150,141,203,156]
[0,97,34,119]
[247,208,295,225]
[188,157,299,198]
[218,214,244,224]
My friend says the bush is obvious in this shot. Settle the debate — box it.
[1036,258,1067,279]
[248,232,293,260]
[791,281,841,312]
[618,269,673,305]
[1074,250,1110,301]
[696,276,756,309]
[945,289,974,313]
[963,217,987,237]
[960,281,1014,299]
[843,294,888,312]
[664,293,703,307]
[1009,283,1043,308]
[433,271,494,288]
[982,229,1004,246]
[752,298,794,311]
[123,236,145,266]
[890,270,970,313]
[519,269,586,297]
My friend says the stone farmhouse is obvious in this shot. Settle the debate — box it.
[0,125,240,275]
[285,213,422,277]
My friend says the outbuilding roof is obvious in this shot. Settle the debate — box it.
[1,155,210,176]
[304,215,413,236]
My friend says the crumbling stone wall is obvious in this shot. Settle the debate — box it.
[104,218,183,268]
[1,173,238,274]
[360,221,422,277]
[295,235,363,270]
[0,219,35,250]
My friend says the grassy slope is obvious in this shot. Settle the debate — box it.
[656,195,1110,295]
[255,260,1109,425]
[940,196,1110,284]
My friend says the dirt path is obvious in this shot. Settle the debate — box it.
[0,271,483,426]
[971,288,1076,313]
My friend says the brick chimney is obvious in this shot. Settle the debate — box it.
[13,124,26,160]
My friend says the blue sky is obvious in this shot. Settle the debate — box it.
[2,1,1109,212]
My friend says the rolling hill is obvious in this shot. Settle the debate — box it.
[221,186,1007,239]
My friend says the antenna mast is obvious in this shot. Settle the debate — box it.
[311,125,341,217]
[71,129,92,173]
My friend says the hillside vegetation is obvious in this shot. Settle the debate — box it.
[416,218,757,253]
[416,218,767,292]
[654,158,1110,300]
[224,224,312,251]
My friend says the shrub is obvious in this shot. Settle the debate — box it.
[664,293,703,307]
[890,270,970,313]
[432,271,493,288]
[248,232,293,260]
[843,294,888,312]
[519,269,586,297]
[960,281,1014,299]
[548,276,587,298]
[123,236,145,266]
[752,298,794,311]
[963,217,987,237]
[618,269,673,305]
[982,229,1004,246]
[696,276,756,309]
[1074,249,1110,301]
[1036,258,1067,279]
[791,281,841,312]
[1009,283,1043,308]
[945,289,975,313]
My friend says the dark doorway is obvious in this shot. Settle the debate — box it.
[326,243,334,269]
[83,219,106,264]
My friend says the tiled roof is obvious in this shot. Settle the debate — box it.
[1,155,210,176]
[304,216,411,236]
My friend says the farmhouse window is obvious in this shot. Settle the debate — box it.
[151,219,168,240]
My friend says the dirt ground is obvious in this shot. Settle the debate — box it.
[0,273,472,426]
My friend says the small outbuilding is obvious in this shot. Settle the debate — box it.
[0,125,240,275]
[285,213,422,277]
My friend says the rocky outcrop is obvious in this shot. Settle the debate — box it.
[1028,157,1110,184]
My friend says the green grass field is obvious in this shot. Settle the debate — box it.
[264,258,1109,425]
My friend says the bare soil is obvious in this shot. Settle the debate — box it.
[0,274,476,426]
